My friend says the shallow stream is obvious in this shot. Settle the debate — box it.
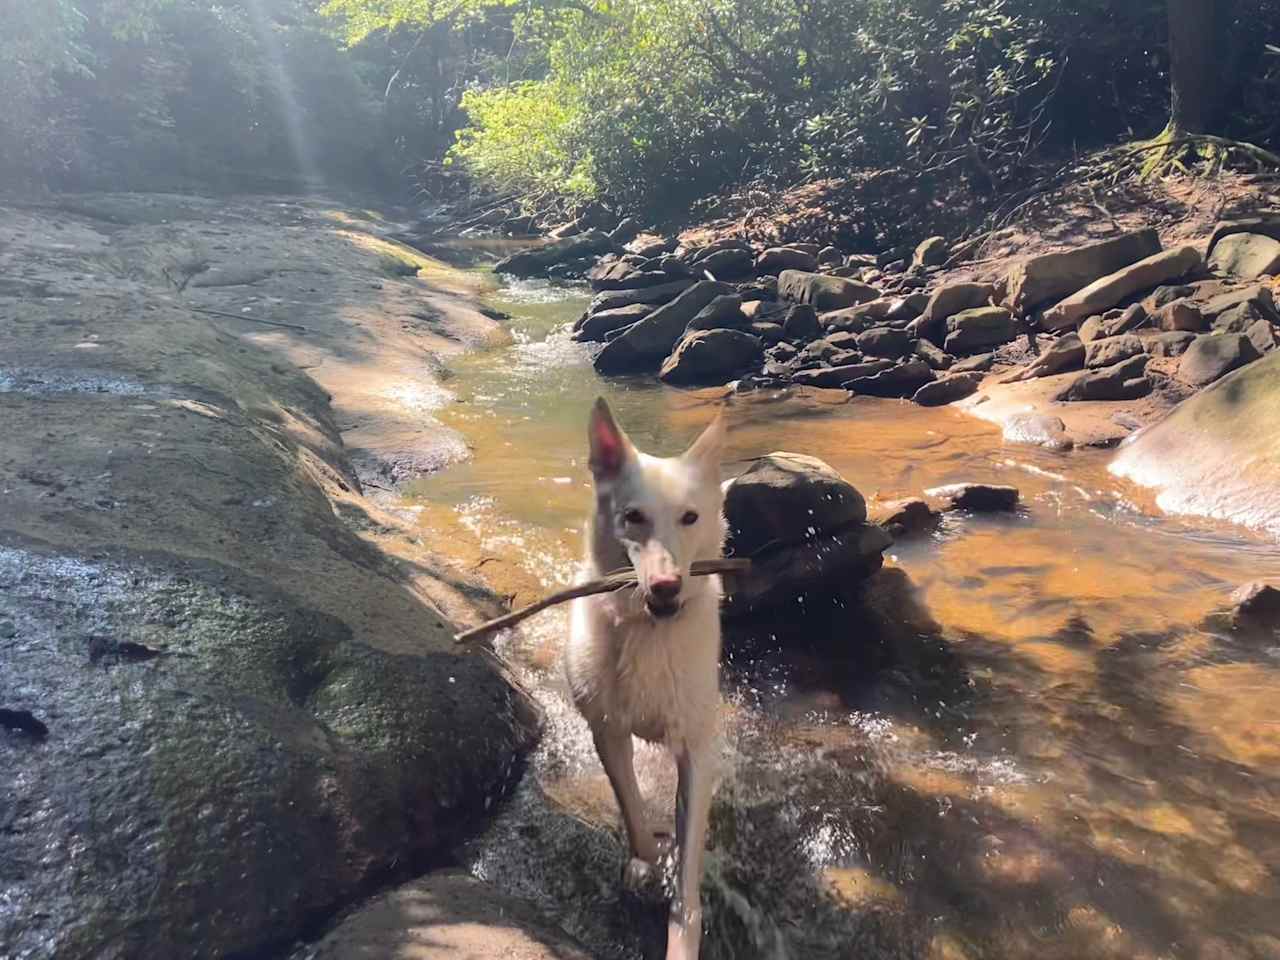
[407,241,1280,960]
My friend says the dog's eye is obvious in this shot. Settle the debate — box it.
[680,510,699,526]
[622,508,647,526]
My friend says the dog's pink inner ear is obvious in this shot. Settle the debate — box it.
[589,403,628,477]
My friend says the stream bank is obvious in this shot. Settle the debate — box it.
[0,193,544,959]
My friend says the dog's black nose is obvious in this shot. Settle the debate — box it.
[650,575,682,601]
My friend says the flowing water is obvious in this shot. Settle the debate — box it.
[406,242,1280,960]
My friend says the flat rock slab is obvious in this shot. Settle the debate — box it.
[925,483,1020,512]
[778,270,880,311]
[1004,228,1161,314]
[299,871,593,960]
[1177,333,1261,386]
[1041,245,1202,331]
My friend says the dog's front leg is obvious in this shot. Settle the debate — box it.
[667,746,712,960]
[593,725,658,864]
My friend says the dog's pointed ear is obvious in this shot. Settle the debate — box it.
[588,397,634,480]
[683,408,726,470]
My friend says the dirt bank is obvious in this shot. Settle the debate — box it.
[0,192,543,958]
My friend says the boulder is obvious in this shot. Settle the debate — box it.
[1246,319,1278,354]
[587,259,671,291]
[755,247,818,274]
[609,217,642,243]
[913,236,949,269]
[924,483,1020,512]
[845,359,935,398]
[1205,217,1280,260]
[688,238,751,263]
[778,270,880,311]
[594,281,733,374]
[573,303,652,342]
[1111,350,1280,536]
[782,304,821,341]
[1004,229,1161,314]
[698,247,755,279]
[494,230,615,276]
[817,245,845,266]
[685,294,747,331]
[1156,298,1207,332]
[1213,300,1277,335]
[1040,245,1202,331]
[820,298,898,333]
[914,282,997,344]
[628,236,677,258]
[887,293,930,324]
[1056,354,1151,401]
[1148,284,1197,310]
[786,243,822,256]
[913,339,954,370]
[1085,334,1145,369]
[952,353,995,373]
[588,276,697,314]
[658,329,764,385]
[944,306,1017,355]
[1013,332,1085,380]
[721,453,890,615]
[1199,284,1280,322]
[1003,413,1072,450]
[1228,582,1280,632]
[871,498,939,539]
[1207,232,1280,280]
[1177,333,1261,386]
[1080,303,1148,342]
[750,321,787,344]
[1143,331,1197,357]
[790,360,894,388]
[856,326,912,359]
[912,371,984,407]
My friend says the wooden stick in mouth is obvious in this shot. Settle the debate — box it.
[453,558,751,644]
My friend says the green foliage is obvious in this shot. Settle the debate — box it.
[321,0,519,44]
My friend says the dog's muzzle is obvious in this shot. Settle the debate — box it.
[645,574,683,619]
[645,595,682,619]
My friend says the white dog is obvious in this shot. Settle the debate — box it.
[565,397,727,960]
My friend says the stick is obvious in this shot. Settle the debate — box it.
[191,306,309,333]
[453,558,752,644]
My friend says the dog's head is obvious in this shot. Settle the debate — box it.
[587,397,726,619]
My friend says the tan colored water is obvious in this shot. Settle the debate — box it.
[408,254,1280,960]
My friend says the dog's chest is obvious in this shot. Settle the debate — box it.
[612,626,690,743]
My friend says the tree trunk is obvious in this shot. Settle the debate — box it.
[1167,0,1219,134]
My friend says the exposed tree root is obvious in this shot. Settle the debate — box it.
[1097,124,1280,184]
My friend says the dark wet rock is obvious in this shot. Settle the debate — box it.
[609,217,642,243]
[782,304,820,341]
[925,483,1020,512]
[913,282,996,345]
[883,258,907,274]
[871,498,940,539]
[913,236,948,269]
[1041,245,1201,331]
[912,371,983,407]
[845,359,935,398]
[1014,332,1084,380]
[658,329,763,385]
[800,337,848,363]
[817,245,844,267]
[0,543,538,960]
[495,230,615,277]
[790,360,894,388]
[778,270,880,311]
[750,321,786,344]
[657,254,694,277]
[1143,331,1197,357]
[593,281,733,374]
[755,247,818,274]
[951,352,995,373]
[1208,233,1280,280]
[697,247,755,279]
[856,326,911,359]
[737,276,778,301]
[1056,354,1150,401]
[721,453,890,616]
[1229,582,1280,630]
[943,306,1016,355]
[1149,283,1196,310]
[0,706,48,738]
[587,258,670,292]
[1112,350,1280,536]
[767,341,798,362]
[545,257,597,280]
[1156,298,1207,332]
[1178,333,1261,386]
[686,294,747,331]
[1004,228,1161,315]
[588,276,697,314]
[1085,334,1145,368]
[913,339,953,370]
[573,303,652,342]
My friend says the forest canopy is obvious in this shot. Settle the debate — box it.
[3,0,1278,219]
